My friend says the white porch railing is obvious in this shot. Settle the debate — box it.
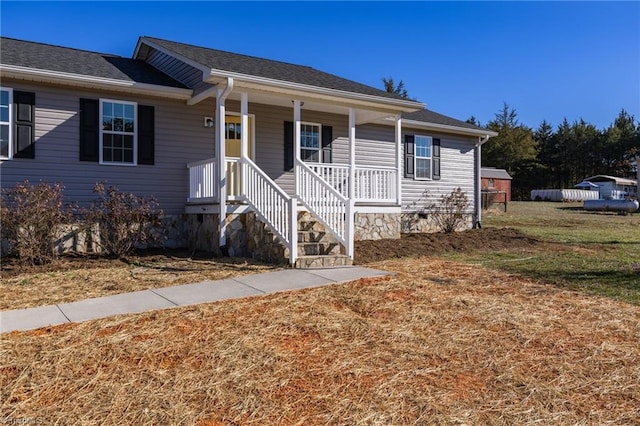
[307,163,350,198]
[240,157,297,263]
[187,157,218,202]
[296,159,352,256]
[226,157,242,199]
[307,163,397,202]
[187,157,297,263]
[190,159,398,205]
[354,165,397,202]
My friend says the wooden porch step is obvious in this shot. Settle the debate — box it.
[294,255,353,269]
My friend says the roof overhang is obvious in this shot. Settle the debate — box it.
[0,64,193,100]
[390,117,498,139]
[135,37,424,117]
[206,72,424,114]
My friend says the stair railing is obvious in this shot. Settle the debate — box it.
[296,159,353,258]
[239,157,297,264]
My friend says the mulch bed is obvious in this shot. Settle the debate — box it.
[355,227,540,264]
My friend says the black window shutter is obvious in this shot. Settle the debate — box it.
[13,91,35,159]
[404,134,415,178]
[321,125,332,164]
[138,105,155,165]
[284,121,293,171]
[79,98,99,162]
[432,138,441,180]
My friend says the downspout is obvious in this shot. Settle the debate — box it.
[475,135,491,228]
[217,77,234,253]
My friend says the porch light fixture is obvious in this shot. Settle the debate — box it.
[204,117,214,128]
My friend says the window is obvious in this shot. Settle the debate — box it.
[488,178,495,188]
[415,135,432,179]
[0,88,12,159]
[300,122,320,162]
[225,122,241,140]
[100,99,136,165]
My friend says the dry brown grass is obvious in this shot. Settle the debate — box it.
[2,257,639,424]
[0,255,281,310]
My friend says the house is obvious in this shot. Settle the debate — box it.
[480,167,512,204]
[0,36,497,267]
[579,175,638,200]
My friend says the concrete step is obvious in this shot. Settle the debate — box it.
[294,255,353,269]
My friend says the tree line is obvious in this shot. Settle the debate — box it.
[477,103,639,200]
[382,78,639,200]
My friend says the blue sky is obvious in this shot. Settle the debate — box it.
[1,1,638,130]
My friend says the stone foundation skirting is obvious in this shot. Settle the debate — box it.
[401,212,474,233]
[354,213,401,240]
[3,209,473,261]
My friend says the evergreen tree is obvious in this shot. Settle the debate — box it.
[382,77,409,99]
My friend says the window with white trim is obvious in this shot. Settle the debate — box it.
[100,99,137,165]
[415,135,432,179]
[0,88,12,159]
[300,122,321,162]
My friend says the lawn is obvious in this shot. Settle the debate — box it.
[447,202,640,304]
[2,257,639,425]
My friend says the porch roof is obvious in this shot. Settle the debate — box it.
[135,36,424,112]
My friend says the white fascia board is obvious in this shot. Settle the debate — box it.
[0,65,193,100]
[401,118,498,138]
[207,69,425,113]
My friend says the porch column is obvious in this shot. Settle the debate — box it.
[293,100,301,196]
[216,78,233,250]
[240,92,249,159]
[395,115,402,206]
[348,108,356,199]
[346,108,356,258]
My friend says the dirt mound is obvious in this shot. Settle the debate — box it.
[354,227,539,264]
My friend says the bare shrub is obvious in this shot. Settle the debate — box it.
[1,180,73,265]
[85,183,165,259]
[429,187,470,233]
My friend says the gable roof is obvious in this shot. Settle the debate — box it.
[0,37,189,94]
[138,36,420,105]
[481,168,512,180]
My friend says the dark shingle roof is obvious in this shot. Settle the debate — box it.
[0,37,187,88]
[141,36,412,101]
[402,108,490,132]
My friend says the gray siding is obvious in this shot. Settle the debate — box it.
[0,79,478,216]
[0,80,217,215]
[401,127,478,212]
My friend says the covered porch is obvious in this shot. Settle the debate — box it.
[183,77,413,265]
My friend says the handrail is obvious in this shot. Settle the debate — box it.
[187,157,217,168]
[240,156,297,263]
[296,159,350,251]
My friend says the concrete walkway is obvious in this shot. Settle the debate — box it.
[1,266,389,334]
